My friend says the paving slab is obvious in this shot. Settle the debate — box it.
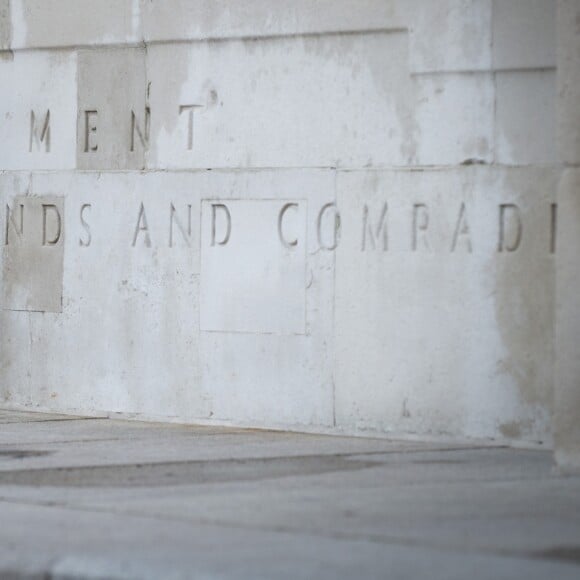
[0,409,579,579]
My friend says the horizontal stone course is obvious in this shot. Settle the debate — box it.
[0,1,557,73]
[0,166,557,441]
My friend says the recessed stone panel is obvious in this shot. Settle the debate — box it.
[76,48,147,170]
[200,199,307,335]
[2,195,64,312]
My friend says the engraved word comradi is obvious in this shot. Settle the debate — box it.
[3,200,558,255]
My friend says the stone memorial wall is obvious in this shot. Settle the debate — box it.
[0,1,575,451]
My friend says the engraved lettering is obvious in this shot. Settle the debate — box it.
[278,203,299,249]
[362,203,388,251]
[211,203,231,246]
[132,202,151,247]
[179,104,202,151]
[498,204,522,252]
[42,204,62,246]
[29,110,51,152]
[130,108,151,152]
[317,203,341,251]
[83,110,98,152]
[550,203,557,254]
[4,203,24,245]
[412,204,429,251]
[169,203,192,247]
[79,204,92,247]
[451,202,472,253]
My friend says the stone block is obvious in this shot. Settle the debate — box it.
[77,48,147,170]
[411,74,494,165]
[334,167,557,442]
[409,0,492,73]
[557,0,580,166]
[0,51,77,170]
[200,199,307,335]
[2,194,64,313]
[146,30,414,169]
[7,171,204,418]
[198,169,335,427]
[142,0,412,43]
[495,70,558,165]
[554,168,580,472]
[0,0,10,50]
[9,0,141,49]
[492,0,556,69]
[0,170,334,428]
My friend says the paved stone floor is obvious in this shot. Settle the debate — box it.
[1,410,580,579]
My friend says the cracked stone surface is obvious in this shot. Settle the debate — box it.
[0,409,579,579]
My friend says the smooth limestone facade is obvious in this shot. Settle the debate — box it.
[0,1,577,466]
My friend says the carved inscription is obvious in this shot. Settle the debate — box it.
[451,203,472,253]
[132,202,151,247]
[42,204,62,246]
[79,204,92,247]
[4,203,24,245]
[169,203,192,247]
[550,203,557,254]
[83,110,98,152]
[498,204,522,253]
[24,105,212,155]
[130,108,151,152]
[362,203,388,251]
[412,204,429,251]
[1,200,556,255]
[179,105,202,151]
[211,204,231,246]
[29,110,51,153]
[278,203,299,249]
[317,203,340,251]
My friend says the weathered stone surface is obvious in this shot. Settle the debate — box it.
[335,167,557,441]
[77,48,147,170]
[9,0,142,49]
[146,31,415,169]
[554,169,580,472]
[198,170,335,427]
[200,199,307,334]
[409,0,492,73]
[0,1,570,450]
[411,74,494,165]
[554,1,580,473]
[0,170,336,428]
[493,0,557,70]
[3,171,206,419]
[2,194,64,312]
[142,0,411,43]
[0,51,77,170]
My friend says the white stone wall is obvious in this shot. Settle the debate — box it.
[0,1,561,444]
